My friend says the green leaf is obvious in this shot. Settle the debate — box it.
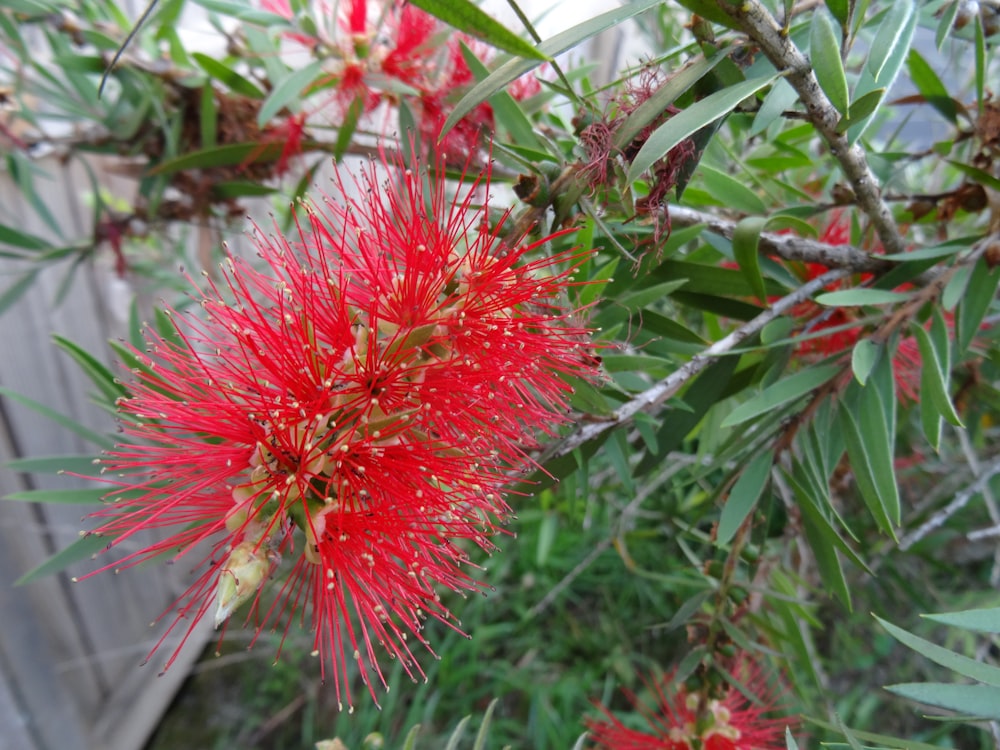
[401,723,422,750]
[636,357,739,475]
[751,78,799,137]
[333,95,363,163]
[471,698,498,750]
[805,719,953,750]
[924,607,1000,633]
[0,270,40,316]
[257,60,324,126]
[409,0,547,62]
[849,0,915,143]
[815,288,911,306]
[717,450,772,545]
[0,386,115,450]
[673,0,742,29]
[912,315,963,427]
[701,167,767,215]
[148,142,287,175]
[835,87,885,133]
[721,364,841,428]
[877,615,1000,688]
[841,376,900,535]
[459,42,539,150]
[53,335,128,407]
[948,160,1000,192]
[199,84,217,149]
[866,1,916,81]
[936,0,961,49]
[885,683,1000,720]
[626,75,777,186]
[975,14,985,116]
[443,714,472,750]
[211,181,279,198]
[0,223,49,250]
[826,0,848,26]
[6,488,109,504]
[580,257,618,307]
[788,463,868,608]
[615,280,689,314]
[193,0,292,25]
[731,215,768,303]
[907,49,958,124]
[5,455,101,475]
[850,338,880,386]
[920,368,943,452]
[942,264,972,311]
[443,0,660,135]
[810,10,849,116]
[16,532,110,585]
[957,257,1000,353]
[192,52,265,98]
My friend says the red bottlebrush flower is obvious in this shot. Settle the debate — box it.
[418,38,498,163]
[259,111,309,176]
[586,661,790,750]
[80,147,598,707]
[380,4,439,86]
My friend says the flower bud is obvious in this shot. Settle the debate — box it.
[213,540,272,628]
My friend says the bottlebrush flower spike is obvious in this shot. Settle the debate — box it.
[80,146,598,707]
[586,660,789,750]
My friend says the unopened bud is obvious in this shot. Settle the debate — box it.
[213,541,271,628]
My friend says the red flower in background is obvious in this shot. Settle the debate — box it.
[786,212,942,401]
[586,660,790,750]
[81,147,598,707]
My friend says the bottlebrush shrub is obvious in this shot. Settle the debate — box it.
[78,148,599,707]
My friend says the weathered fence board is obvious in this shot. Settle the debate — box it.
[0,152,212,750]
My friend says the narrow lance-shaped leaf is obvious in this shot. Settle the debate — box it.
[906,48,959,124]
[443,0,661,135]
[626,74,778,186]
[16,532,110,585]
[717,450,773,545]
[810,9,849,115]
[851,338,881,386]
[257,59,324,126]
[877,615,1000,687]
[866,0,916,81]
[731,216,769,303]
[721,363,841,428]
[409,0,548,62]
[924,607,1000,633]
[885,683,1000,720]
[957,256,1000,353]
[911,315,963,427]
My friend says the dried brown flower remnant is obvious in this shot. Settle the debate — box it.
[579,65,698,250]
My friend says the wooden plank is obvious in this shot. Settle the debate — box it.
[89,619,213,750]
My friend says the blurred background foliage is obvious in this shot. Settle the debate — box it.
[4,0,1000,748]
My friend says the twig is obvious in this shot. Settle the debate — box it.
[535,267,851,465]
[898,455,1000,551]
[668,204,887,272]
[717,1,906,256]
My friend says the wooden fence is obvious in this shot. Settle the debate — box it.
[0,154,216,750]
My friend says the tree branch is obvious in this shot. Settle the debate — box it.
[717,0,907,256]
[536,267,851,464]
[668,204,889,272]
